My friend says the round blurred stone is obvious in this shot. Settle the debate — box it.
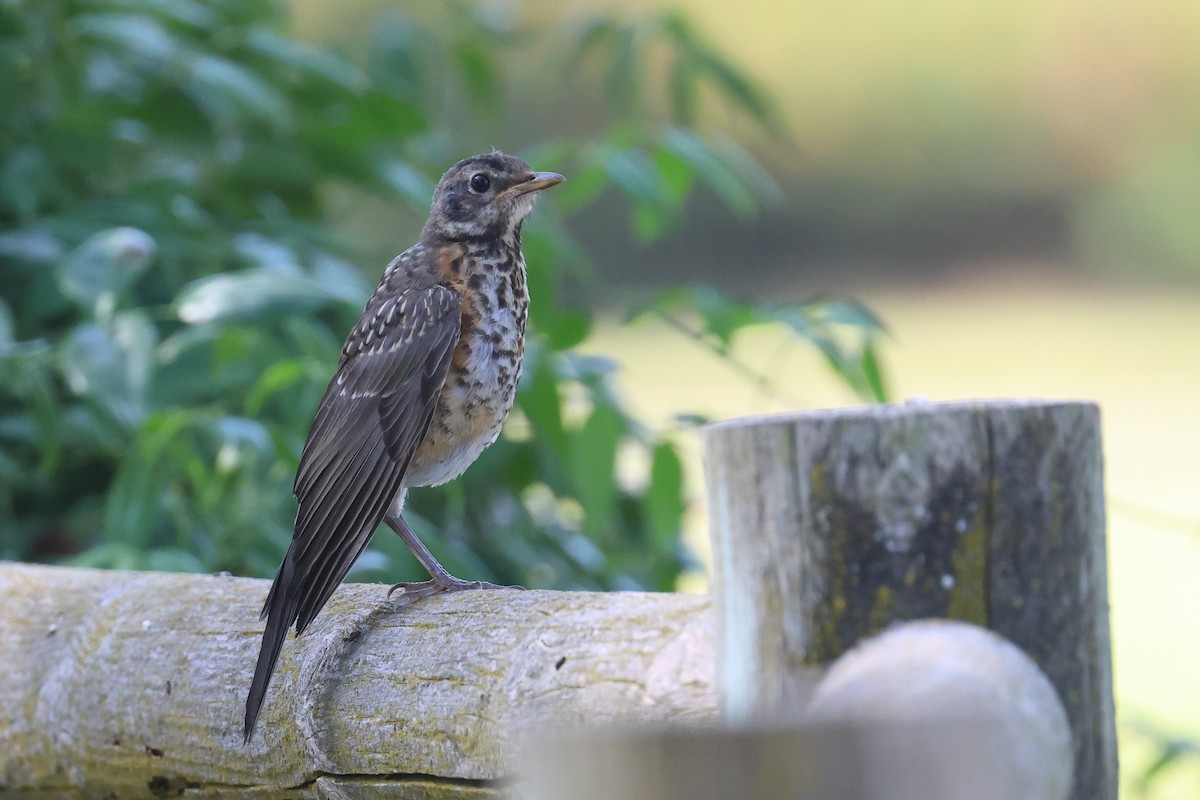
[808,619,1073,800]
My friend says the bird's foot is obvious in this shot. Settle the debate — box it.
[387,575,524,605]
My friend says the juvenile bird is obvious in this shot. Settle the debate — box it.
[244,153,564,743]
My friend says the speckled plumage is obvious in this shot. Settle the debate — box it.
[245,153,563,743]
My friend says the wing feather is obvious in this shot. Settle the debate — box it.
[245,281,460,742]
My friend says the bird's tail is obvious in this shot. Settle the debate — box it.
[244,555,297,744]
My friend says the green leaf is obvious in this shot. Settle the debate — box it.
[380,159,434,208]
[174,268,349,324]
[691,44,778,128]
[0,229,63,264]
[860,341,889,403]
[245,359,308,415]
[452,40,498,111]
[547,159,609,213]
[539,309,591,351]
[661,129,756,218]
[86,0,218,30]
[0,299,14,355]
[643,441,685,546]
[603,147,668,210]
[145,548,206,573]
[0,147,57,222]
[244,27,367,91]
[182,52,294,133]
[58,311,157,428]
[517,353,568,458]
[71,542,146,571]
[569,404,626,542]
[55,227,156,317]
[822,298,889,334]
[690,285,759,346]
[606,23,641,114]
[70,13,179,68]
[569,17,618,70]
[104,448,164,549]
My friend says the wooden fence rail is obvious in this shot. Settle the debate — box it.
[0,564,714,797]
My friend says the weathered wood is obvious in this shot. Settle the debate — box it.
[520,718,1017,800]
[703,399,1117,800]
[0,562,716,799]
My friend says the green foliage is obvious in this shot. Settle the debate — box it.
[0,0,888,590]
[1125,717,1200,797]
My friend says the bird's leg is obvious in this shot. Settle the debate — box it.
[384,513,523,603]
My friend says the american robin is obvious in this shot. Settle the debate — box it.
[244,152,564,743]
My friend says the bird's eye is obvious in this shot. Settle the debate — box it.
[469,173,491,194]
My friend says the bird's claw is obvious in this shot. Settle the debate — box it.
[387,576,525,605]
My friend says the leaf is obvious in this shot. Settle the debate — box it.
[643,441,685,546]
[86,0,218,30]
[821,298,890,334]
[661,129,756,218]
[70,13,179,68]
[606,23,641,114]
[243,27,367,91]
[569,403,626,542]
[181,52,293,133]
[145,548,206,573]
[0,299,14,355]
[104,447,164,549]
[103,409,197,549]
[231,232,302,272]
[632,202,677,243]
[245,359,308,415]
[58,311,157,428]
[689,285,759,346]
[860,341,890,403]
[452,40,498,111]
[546,159,609,213]
[0,229,63,264]
[691,44,778,128]
[380,158,434,208]
[71,542,146,571]
[603,147,668,210]
[539,309,591,352]
[0,147,57,221]
[516,353,568,461]
[568,17,618,70]
[55,227,156,317]
[174,268,349,324]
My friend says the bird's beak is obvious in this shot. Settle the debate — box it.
[507,171,566,197]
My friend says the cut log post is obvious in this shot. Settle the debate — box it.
[703,399,1117,800]
[0,562,716,799]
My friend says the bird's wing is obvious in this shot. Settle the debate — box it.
[245,283,460,742]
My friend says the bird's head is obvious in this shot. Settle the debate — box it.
[422,152,564,243]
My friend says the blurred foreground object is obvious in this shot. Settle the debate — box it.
[523,620,1071,800]
[704,400,1116,800]
[809,620,1073,800]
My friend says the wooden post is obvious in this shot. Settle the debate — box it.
[703,400,1117,800]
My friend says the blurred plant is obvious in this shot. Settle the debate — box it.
[0,0,888,589]
[1124,717,1200,797]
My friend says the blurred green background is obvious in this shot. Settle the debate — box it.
[2,0,1198,796]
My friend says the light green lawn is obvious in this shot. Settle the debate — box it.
[585,275,1200,799]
